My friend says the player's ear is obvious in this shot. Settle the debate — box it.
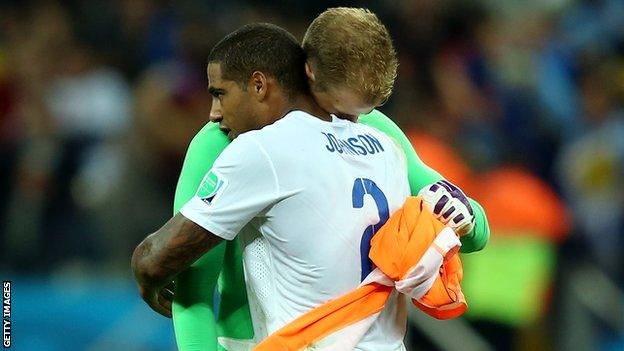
[250,71,267,101]
[305,61,316,82]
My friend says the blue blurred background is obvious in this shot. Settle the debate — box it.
[0,0,623,350]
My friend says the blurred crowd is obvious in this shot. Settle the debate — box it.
[0,0,622,350]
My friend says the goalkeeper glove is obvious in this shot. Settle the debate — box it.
[418,180,475,236]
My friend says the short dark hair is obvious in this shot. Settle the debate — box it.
[208,23,307,99]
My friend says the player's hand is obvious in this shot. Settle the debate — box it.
[418,180,475,236]
[138,281,175,318]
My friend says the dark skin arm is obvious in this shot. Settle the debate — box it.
[131,213,224,318]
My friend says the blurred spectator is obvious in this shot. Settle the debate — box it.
[463,167,570,351]
[556,58,624,281]
[408,132,474,191]
[3,2,131,270]
[411,132,572,350]
[115,59,211,267]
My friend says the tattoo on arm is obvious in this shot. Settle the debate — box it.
[159,215,222,275]
[132,213,223,289]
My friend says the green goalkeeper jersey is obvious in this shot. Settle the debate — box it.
[172,109,489,350]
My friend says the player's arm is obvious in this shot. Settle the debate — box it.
[135,131,280,317]
[132,214,225,317]
[172,122,230,351]
[358,109,489,252]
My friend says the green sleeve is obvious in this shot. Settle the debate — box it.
[172,122,230,351]
[358,109,490,253]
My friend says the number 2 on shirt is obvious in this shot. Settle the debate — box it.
[352,178,389,281]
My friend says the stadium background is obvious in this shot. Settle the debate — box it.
[0,0,623,350]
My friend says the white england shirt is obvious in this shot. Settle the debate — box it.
[181,110,410,350]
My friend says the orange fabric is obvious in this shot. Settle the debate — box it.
[254,283,392,351]
[473,167,571,242]
[255,196,466,351]
[412,252,466,320]
[370,196,467,320]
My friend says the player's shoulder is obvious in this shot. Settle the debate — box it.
[190,122,230,147]
[352,119,400,150]
[353,119,387,137]
[214,132,274,173]
[352,116,408,165]
[358,108,389,122]
[241,110,314,143]
[226,116,295,159]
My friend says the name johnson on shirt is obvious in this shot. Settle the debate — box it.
[322,132,385,155]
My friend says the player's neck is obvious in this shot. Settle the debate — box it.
[286,94,331,121]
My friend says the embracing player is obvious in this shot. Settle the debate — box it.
[135,22,414,350]
[159,8,489,351]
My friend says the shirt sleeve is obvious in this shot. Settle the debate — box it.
[173,122,230,214]
[180,134,280,240]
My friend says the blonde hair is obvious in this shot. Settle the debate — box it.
[302,7,398,104]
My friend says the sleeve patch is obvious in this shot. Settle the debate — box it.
[197,170,227,204]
